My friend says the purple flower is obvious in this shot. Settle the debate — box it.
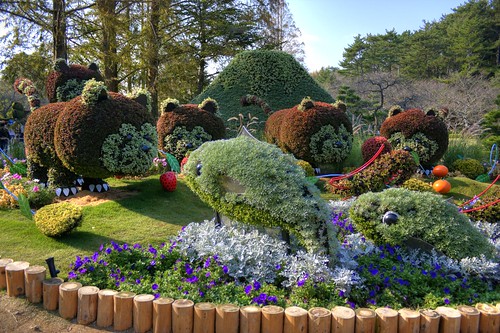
[244,285,252,295]
[430,271,437,279]
[267,295,278,303]
[421,269,428,275]
[253,281,261,291]
[152,283,159,291]
[133,243,141,249]
[186,276,199,284]
[68,271,77,279]
[105,248,112,254]
[92,252,99,262]
[154,293,160,299]
[150,260,156,266]
[136,279,141,284]
[222,266,228,274]
[369,268,379,276]
[185,264,193,275]
[443,287,450,294]
[123,243,128,250]
[339,290,345,297]
[79,268,87,274]
[99,244,104,252]
[204,258,211,268]
[205,272,211,277]
[199,290,205,297]
[297,279,306,287]
[444,298,450,305]
[275,264,281,270]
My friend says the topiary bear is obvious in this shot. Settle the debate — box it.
[46,58,103,102]
[349,188,496,260]
[264,98,353,171]
[183,136,339,257]
[380,106,449,168]
[157,98,225,161]
[17,79,156,195]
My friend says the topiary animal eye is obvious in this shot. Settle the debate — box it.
[382,211,399,225]
[196,163,202,176]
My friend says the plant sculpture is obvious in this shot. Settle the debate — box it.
[17,74,156,195]
[349,188,496,260]
[265,98,353,171]
[157,98,225,161]
[183,136,338,257]
[380,106,449,167]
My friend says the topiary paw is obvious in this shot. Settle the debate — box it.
[54,187,78,197]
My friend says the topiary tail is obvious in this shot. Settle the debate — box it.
[13,77,41,112]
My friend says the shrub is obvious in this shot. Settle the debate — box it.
[184,136,338,256]
[329,150,417,197]
[361,136,392,162]
[400,178,433,192]
[465,197,500,223]
[452,158,485,179]
[34,202,82,237]
[349,188,496,260]
[296,160,314,177]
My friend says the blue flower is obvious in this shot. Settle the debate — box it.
[204,257,211,268]
[205,272,211,277]
[222,265,228,274]
[297,279,306,287]
[154,293,160,299]
[136,279,141,284]
[244,285,252,295]
[152,283,159,291]
[68,271,77,279]
[443,287,450,294]
[253,281,261,291]
[444,298,450,305]
[92,252,99,262]
[185,264,193,275]
[267,295,278,303]
[339,290,345,297]
[150,260,156,266]
[186,276,199,284]
[99,244,104,252]
[105,248,112,254]
[430,271,437,279]
[369,268,379,276]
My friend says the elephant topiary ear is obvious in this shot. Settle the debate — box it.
[199,98,218,113]
[388,105,404,117]
[298,97,314,111]
[54,58,69,72]
[88,63,99,72]
[332,100,347,112]
[160,98,180,113]
[81,79,108,106]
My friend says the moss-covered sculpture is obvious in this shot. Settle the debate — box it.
[157,98,225,161]
[46,59,103,102]
[191,50,334,134]
[349,188,496,260]
[183,136,338,257]
[265,98,353,170]
[380,106,449,167]
[18,78,156,194]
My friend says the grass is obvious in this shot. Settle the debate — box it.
[0,175,214,277]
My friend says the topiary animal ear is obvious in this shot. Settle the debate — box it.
[54,58,69,72]
[88,63,99,72]
[199,98,218,113]
[160,98,180,113]
[133,93,149,110]
[298,97,314,111]
[332,100,347,112]
[425,107,448,120]
[388,105,404,117]
[438,107,448,119]
[81,79,108,106]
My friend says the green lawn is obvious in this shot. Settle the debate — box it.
[0,175,214,277]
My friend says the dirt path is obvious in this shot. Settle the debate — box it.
[0,292,135,332]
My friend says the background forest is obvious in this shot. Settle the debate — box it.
[0,0,499,147]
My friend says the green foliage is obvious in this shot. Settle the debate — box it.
[452,158,485,179]
[465,197,500,223]
[56,78,85,102]
[288,279,343,309]
[296,160,314,177]
[349,188,495,259]
[192,50,334,134]
[164,126,212,161]
[309,124,353,165]
[81,79,107,106]
[400,178,433,192]
[27,185,55,209]
[34,202,83,237]
[441,135,488,168]
[481,108,500,148]
[183,136,337,256]
[330,150,417,197]
[17,193,32,220]
[388,132,438,164]
[101,123,157,175]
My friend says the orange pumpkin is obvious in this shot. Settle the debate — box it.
[432,165,449,178]
[433,179,451,194]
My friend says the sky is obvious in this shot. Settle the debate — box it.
[287,0,467,72]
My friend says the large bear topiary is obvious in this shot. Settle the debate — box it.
[264,98,353,171]
[18,78,156,195]
[157,98,225,161]
[183,136,338,257]
[380,106,449,167]
[349,188,496,260]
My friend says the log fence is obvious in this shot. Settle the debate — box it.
[0,258,499,333]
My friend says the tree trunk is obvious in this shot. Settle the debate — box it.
[197,57,206,95]
[98,0,119,92]
[146,0,161,118]
[52,0,67,60]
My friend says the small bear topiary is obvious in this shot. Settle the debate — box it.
[451,158,485,180]
[380,106,449,167]
[329,150,417,197]
[157,98,225,161]
[361,136,392,163]
[349,188,496,260]
[183,136,338,257]
[265,98,353,171]
[35,202,83,237]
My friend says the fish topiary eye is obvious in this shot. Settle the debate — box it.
[382,211,399,225]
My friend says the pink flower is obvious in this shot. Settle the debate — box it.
[12,173,22,180]
[32,185,39,193]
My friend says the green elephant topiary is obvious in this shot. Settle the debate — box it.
[183,136,338,257]
[35,202,83,237]
[349,188,496,260]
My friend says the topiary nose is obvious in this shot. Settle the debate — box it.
[403,146,412,152]
[141,145,151,152]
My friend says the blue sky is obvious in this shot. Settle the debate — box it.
[287,0,466,71]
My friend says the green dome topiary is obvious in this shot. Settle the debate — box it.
[400,178,433,192]
[35,202,83,237]
[451,158,485,179]
[183,136,338,257]
[380,108,449,167]
[265,99,353,169]
[191,50,334,134]
[349,188,495,260]
[361,136,392,163]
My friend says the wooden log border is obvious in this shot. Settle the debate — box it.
[0,258,499,333]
